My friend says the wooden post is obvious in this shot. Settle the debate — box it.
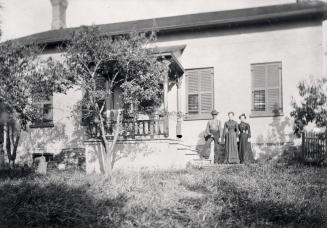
[176,77,182,138]
[164,116,169,138]
[163,72,169,137]
[302,131,305,162]
[150,115,154,139]
[132,121,136,139]
[105,76,112,136]
[323,19,327,78]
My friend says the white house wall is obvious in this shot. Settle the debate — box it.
[17,52,85,163]
[157,21,323,147]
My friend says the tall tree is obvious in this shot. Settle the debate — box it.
[0,41,71,168]
[55,26,168,176]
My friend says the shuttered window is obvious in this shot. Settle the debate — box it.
[185,68,214,120]
[251,62,283,117]
[31,95,54,128]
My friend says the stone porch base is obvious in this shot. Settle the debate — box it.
[84,138,202,173]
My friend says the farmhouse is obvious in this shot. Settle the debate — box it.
[13,0,327,172]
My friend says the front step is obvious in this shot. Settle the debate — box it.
[177,146,199,153]
[169,141,201,157]
[187,158,213,168]
[169,140,215,168]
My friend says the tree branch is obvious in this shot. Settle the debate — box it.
[110,71,120,89]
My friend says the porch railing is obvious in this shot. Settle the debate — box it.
[302,131,327,163]
[105,118,169,139]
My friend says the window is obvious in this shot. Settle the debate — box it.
[251,62,283,117]
[253,90,265,111]
[31,96,54,128]
[185,67,214,120]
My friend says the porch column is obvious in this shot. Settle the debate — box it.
[105,77,112,112]
[105,77,112,136]
[176,77,183,138]
[323,19,327,78]
[163,72,169,137]
[163,72,169,112]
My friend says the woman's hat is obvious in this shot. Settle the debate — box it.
[211,109,219,115]
[239,113,247,119]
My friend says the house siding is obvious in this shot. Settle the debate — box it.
[157,20,323,147]
[17,53,85,163]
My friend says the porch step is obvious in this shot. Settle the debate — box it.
[177,147,199,152]
[187,158,213,168]
[184,153,200,156]
[175,143,200,152]
[169,141,201,156]
[177,147,200,159]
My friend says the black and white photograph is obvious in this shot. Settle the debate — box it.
[0,0,326,227]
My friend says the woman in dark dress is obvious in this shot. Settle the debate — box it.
[223,112,240,164]
[238,113,254,164]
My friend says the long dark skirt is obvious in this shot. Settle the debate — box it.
[205,130,225,164]
[238,133,254,164]
[225,132,239,164]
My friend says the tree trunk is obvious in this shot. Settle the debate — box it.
[8,159,15,169]
[98,111,121,177]
[103,141,113,176]
[0,145,5,169]
[0,124,5,169]
[3,123,20,169]
[3,123,10,168]
[0,127,5,168]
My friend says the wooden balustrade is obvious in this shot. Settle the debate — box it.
[302,131,327,163]
[105,118,168,139]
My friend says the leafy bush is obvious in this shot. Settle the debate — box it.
[53,148,86,171]
[291,77,327,137]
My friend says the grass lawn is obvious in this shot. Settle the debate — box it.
[0,163,326,227]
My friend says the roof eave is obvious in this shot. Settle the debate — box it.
[13,3,327,47]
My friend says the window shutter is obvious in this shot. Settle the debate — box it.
[252,65,266,89]
[199,68,213,113]
[266,63,282,114]
[251,62,282,116]
[251,65,266,112]
[187,71,199,94]
[186,68,214,119]
[186,70,199,114]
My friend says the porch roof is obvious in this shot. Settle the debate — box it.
[155,45,185,76]
[14,1,327,47]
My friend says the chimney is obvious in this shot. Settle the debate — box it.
[50,0,68,30]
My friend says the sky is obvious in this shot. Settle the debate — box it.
[0,0,299,41]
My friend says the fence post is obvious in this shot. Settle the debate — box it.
[301,131,305,162]
[164,115,169,138]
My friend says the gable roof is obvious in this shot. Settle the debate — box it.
[15,1,327,46]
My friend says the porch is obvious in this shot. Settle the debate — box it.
[86,115,169,140]
[84,45,185,141]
